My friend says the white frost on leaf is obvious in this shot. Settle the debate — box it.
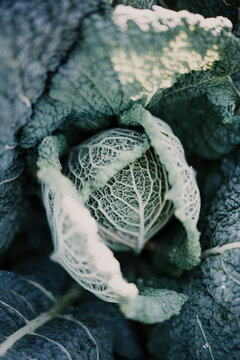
[40,166,138,303]
[139,110,200,256]
[120,106,201,264]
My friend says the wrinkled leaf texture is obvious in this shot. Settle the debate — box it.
[0,258,142,360]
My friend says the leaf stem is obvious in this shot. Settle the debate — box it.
[0,286,82,356]
[202,242,240,258]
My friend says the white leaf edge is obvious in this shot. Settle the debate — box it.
[120,105,201,265]
[39,166,138,303]
[139,109,201,263]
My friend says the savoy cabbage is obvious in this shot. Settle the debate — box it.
[0,0,240,358]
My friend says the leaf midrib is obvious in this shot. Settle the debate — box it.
[0,286,81,357]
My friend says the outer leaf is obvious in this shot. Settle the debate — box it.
[149,149,240,359]
[150,73,240,159]
[0,259,142,360]
[151,221,197,273]
[38,136,138,302]
[0,0,108,253]
[202,250,240,315]
[120,284,187,324]
[0,148,25,253]
[202,149,240,314]
[20,5,240,148]
[67,128,173,252]
[120,106,201,268]
[164,278,240,360]
[0,0,107,155]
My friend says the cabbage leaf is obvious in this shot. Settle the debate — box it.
[38,135,138,303]
[120,106,201,268]
[21,5,240,148]
[149,148,240,359]
[0,258,141,359]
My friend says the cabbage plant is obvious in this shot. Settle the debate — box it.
[0,0,240,358]
[37,105,200,319]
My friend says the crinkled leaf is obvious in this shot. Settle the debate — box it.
[202,250,240,316]
[0,0,108,253]
[150,73,240,159]
[202,149,240,315]
[150,149,240,359]
[0,0,107,154]
[151,221,198,273]
[0,148,25,253]
[67,128,150,201]
[67,128,173,252]
[154,278,240,360]
[21,5,240,148]
[120,106,201,268]
[120,281,188,324]
[38,136,138,303]
[0,259,142,360]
